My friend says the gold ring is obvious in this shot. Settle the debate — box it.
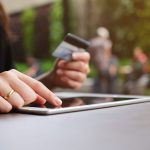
[4,89,15,100]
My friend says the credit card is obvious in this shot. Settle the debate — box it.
[52,33,90,61]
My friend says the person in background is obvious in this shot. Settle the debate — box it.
[89,27,118,93]
[123,47,149,94]
[0,2,90,113]
[132,47,149,77]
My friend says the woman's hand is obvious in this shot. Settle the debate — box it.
[0,69,62,113]
[50,51,90,89]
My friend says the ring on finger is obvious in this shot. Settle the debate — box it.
[4,89,15,100]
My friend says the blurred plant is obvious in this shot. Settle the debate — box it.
[130,0,150,55]
[21,8,36,56]
[68,0,150,57]
[49,0,64,51]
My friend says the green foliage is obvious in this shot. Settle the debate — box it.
[16,63,28,72]
[21,8,36,55]
[49,0,64,51]
[40,59,55,72]
[130,1,150,54]
[96,0,150,57]
[69,0,150,57]
[88,64,96,78]
[16,59,55,73]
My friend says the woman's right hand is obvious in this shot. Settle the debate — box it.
[0,69,62,113]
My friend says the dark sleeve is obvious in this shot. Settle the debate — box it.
[0,39,15,72]
[5,42,15,70]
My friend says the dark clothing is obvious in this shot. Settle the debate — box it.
[0,27,14,72]
[92,56,118,94]
[89,37,118,94]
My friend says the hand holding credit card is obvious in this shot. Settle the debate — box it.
[52,33,90,61]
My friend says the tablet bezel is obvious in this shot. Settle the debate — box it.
[17,92,150,115]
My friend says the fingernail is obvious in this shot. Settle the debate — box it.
[72,53,77,59]
[55,97,62,106]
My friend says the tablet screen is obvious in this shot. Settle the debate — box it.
[28,96,136,109]
[19,94,148,115]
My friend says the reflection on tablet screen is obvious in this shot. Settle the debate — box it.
[28,97,136,109]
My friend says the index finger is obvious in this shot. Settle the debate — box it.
[10,69,62,106]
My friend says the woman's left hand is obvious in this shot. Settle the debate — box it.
[50,51,90,89]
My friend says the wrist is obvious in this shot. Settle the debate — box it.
[37,71,56,90]
[48,70,56,89]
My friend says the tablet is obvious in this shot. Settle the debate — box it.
[17,92,150,115]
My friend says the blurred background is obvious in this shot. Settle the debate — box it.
[2,0,150,95]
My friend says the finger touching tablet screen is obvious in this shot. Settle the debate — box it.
[17,92,150,115]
